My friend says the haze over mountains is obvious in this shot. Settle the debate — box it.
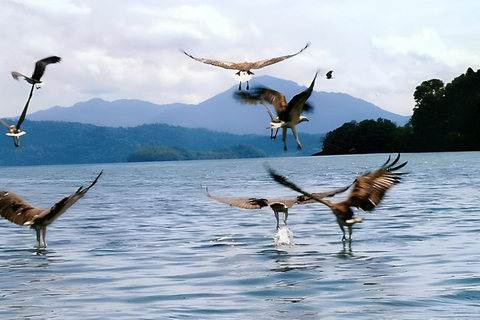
[29,76,410,135]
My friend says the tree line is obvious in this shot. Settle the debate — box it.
[127,144,266,162]
[0,120,320,166]
[318,68,480,155]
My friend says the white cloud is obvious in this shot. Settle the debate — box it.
[12,0,91,14]
[1,0,479,119]
[372,28,480,67]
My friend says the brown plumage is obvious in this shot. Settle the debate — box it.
[206,184,350,229]
[234,71,317,150]
[0,171,102,249]
[268,154,408,241]
[11,56,62,85]
[181,44,309,90]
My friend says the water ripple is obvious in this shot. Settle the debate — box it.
[1,153,479,319]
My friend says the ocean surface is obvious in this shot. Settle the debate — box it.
[0,152,479,319]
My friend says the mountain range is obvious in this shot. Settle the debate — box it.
[28,75,410,135]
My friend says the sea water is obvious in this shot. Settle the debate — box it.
[0,152,479,319]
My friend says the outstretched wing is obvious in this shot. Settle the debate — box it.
[234,87,288,115]
[11,71,29,82]
[16,84,35,130]
[0,172,102,227]
[267,166,332,209]
[283,71,317,121]
[29,171,103,227]
[206,189,298,209]
[32,56,61,81]
[295,183,353,205]
[0,119,11,129]
[181,50,243,70]
[251,43,310,69]
[0,191,46,226]
[343,154,407,211]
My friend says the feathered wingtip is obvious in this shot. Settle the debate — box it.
[264,163,305,195]
[39,56,61,65]
[179,48,189,56]
[302,102,314,113]
[76,171,103,195]
[381,154,408,172]
[304,70,319,92]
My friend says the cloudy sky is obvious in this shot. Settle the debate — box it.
[1,0,479,118]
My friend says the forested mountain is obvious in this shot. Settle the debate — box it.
[0,120,323,166]
[28,76,410,135]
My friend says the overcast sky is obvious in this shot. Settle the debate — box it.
[1,0,479,118]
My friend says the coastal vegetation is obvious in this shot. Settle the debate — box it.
[127,144,266,162]
[0,121,320,166]
[2,69,478,165]
[317,68,480,155]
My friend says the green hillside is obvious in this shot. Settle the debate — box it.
[0,120,323,166]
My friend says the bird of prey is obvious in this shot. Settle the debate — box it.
[234,71,318,150]
[206,183,351,230]
[326,70,333,79]
[4,56,61,146]
[0,171,103,249]
[268,154,408,241]
[0,84,35,147]
[181,43,309,90]
[11,56,61,87]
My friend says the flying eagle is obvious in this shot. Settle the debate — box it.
[234,71,317,150]
[206,183,350,230]
[268,154,408,241]
[0,171,102,249]
[11,56,62,87]
[181,43,309,90]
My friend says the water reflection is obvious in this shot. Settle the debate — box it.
[336,241,354,259]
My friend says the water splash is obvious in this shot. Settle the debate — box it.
[273,226,294,247]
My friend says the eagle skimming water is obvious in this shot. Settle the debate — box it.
[268,154,408,241]
[0,171,102,249]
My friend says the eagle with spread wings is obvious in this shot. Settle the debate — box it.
[0,171,102,249]
[268,154,408,241]
[182,44,309,90]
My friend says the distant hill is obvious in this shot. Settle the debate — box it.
[28,76,410,135]
[0,120,324,166]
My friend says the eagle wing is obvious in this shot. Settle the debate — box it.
[29,171,103,227]
[0,171,102,227]
[0,119,11,129]
[181,50,243,70]
[206,189,298,209]
[11,71,29,81]
[250,43,310,69]
[0,191,46,226]
[16,84,35,130]
[283,71,317,121]
[295,183,353,205]
[31,56,61,81]
[343,154,408,211]
[234,88,288,116]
